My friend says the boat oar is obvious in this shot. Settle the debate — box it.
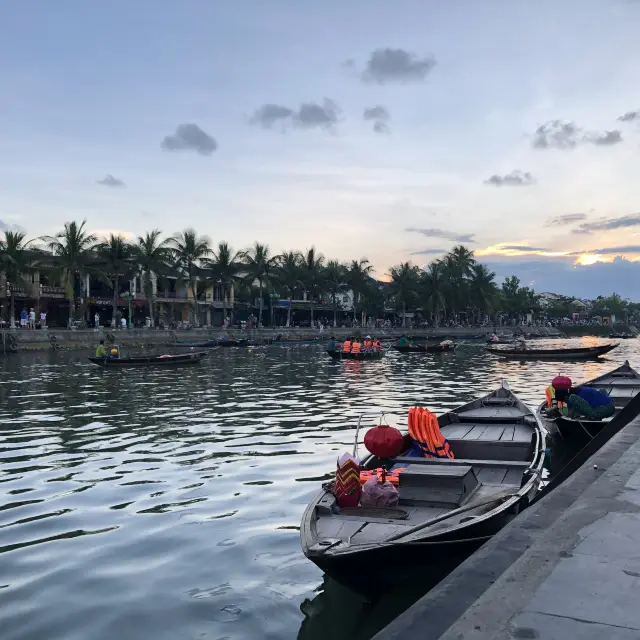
[386,487,516,543]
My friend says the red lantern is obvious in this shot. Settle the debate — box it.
[552,376,572,391]
[364,424,404,458]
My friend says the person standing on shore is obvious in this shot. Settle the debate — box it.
[94,312,100,330]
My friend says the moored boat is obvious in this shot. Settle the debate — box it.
[538,360,640,444]
[216,338,250,347]
[88,351,207,367]
[272,338,321,345]
[393,342,456,353]
[300,382,545,593]
[167,340,218,348]
[327,349,384,361]
[486,343,617,361]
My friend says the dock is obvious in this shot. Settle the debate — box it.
[374,414,640,639]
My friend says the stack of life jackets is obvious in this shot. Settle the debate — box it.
[407,407,454,459]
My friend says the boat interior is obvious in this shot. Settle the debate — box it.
[308,389,542,551]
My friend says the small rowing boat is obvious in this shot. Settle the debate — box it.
[300,382,544,594]
[88,351,207,367]
[167,340,218,348]
[393,343,455,354]
[327,350,384,361]
[487,343,617,361]
[538,360,640,444]
[216,339,250,347]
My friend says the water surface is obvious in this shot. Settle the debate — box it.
[0,337,637,639]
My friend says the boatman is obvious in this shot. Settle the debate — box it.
[567,386,615,420]
[327,336,337,351]
[96,340,107,358]
[397,335,409,347]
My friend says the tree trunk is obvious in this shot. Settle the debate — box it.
[68,296,74,328]
[147,295,155,327]
[352,294,357,323]
[190,280,198,326]
[332,293,337,327]
[112,276,119,328]
[310,291,315,327]
[10,292,15,326]
[402,300,406,328]
[287,298,292,327]
[258,281,264,327]
[221,287,227,327]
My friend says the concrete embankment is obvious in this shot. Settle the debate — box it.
[0,325,562,353]
[374,415,640,639]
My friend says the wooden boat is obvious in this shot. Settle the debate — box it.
[300,382,545,593]
[216,338,250,347]
[538,360,640,444]
[609,333,634,339]
[88,351,207,367]
[393,343,456,353]
[272,338,321,345]
[486,338,514,345]
[327,350,384,361]
[167,340,217,348]
[486,343,617,361]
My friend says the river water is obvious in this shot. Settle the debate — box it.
[0,337,638,640]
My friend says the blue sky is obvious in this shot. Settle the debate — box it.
[2,0,640,297]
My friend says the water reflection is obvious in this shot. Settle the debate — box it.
[0,338,636,640]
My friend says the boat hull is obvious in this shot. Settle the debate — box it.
[327,350,384,361]
[167,340,217,348]
[393,344,455,353]
[487,344,617,360]
[88,352,207,367]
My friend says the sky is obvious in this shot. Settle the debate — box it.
[2,0,640,298]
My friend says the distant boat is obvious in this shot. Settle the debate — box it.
[486,343,617,361]
[327,350,384,361]
[539,360,640,444]
[393,343,456,353]
[216,339,250,347]
[609,333,634,339]
[168,340,217,348]
[88,351,207,367]
[272,338,321,345]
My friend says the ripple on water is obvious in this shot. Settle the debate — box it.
[0,339,637,639]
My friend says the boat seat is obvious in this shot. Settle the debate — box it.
[391,456,530,469]
[397,464,479,507]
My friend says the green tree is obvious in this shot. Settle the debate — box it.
[275,250,303,327]
[240,242,278,326]
[347,258,373,324]
[42,220,99,327]
[132,230,171,327]
[388,262,421,327]
[420,261,447,324]
[97,234,134,327]
[0,231,37,324]
[169,229,211,326]
[324,260,348,327]
[469,263,498,322]
[301,247,325,327]
[206,242,241,325]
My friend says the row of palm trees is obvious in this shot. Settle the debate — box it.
[0,221,512,327]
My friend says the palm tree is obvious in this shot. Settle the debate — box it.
[421,261,447,324]
[0,231,37,325]
[347,259,373,324]
[240,242,277,327]
[450,245,476,279]
[42,220,98,327]
[169,229,211,326]
[388,262,421,327]
[301,247,325,327]
[207,242,241,326]
[132,230,171,327]
[469,263,498,323]
[275,251,303,327]
[324,260,348,327]
[97,234,134,327]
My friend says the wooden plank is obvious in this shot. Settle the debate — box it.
[392,456,530,468]
[503,467,524,485]
[462,426,489,440]
[441,425,474,439]
[500,426,515,441]
[476,467,509,485]
[477,426,507,441]
[512,425,534,443]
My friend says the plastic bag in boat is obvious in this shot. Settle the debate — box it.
[360,473,399,508]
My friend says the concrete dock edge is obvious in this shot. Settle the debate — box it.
[373,416,640,639]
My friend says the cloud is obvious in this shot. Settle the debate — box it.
[484,170,536,187]
[532,120,623,149]
[161,123,218,156]
[405,227,476,243]
[361,48,436,84]
[294,99,340,129]
[410,248,448,255]
[96,174,125,188]
[574,214,640,234]
[618,110,639,122]
[485,256,640,300]
[250,99,340,131]
[546,213,588,226]
[250,104,294,128]
[500,245,549,252]
[364,105,390,134]
[569,245,640,256]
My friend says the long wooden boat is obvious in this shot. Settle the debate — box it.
[393,343,456,353]
[486,343,617,361]
[609,333,635,339]
[216,339,250,347]
[88,351,207,367]
[327,350,384,361]
[272,338,321,345]
[301,382,545,594]
[538,360,640,444]
[167,340,218,348]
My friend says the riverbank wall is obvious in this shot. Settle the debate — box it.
[374,413,640,639]
[0,325,564,353]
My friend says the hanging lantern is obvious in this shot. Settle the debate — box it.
[364,423,404,459]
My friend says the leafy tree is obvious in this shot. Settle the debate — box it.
[347,258,373,324]
[388,262,421,327]
[0,231,37,324]
[97,234,134,327]
[240,242,278,326]
[324,260,348,327]
[206,242,241,325]
[301,247,325,326]
[275,250,303,327]
[421,261,447,324]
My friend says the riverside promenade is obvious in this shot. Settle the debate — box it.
[374,414,640,639]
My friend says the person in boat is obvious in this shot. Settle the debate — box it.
[363,335,373,350]
[351,338,362,354]
[342,337,352,353]
[514,338,527,351]
[96,340,107,358]
[327,336,337,351]
[373,338,382,351]
[397,335,409,347]
[567,385,615,420]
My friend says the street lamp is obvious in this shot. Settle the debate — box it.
[123,292,133,329]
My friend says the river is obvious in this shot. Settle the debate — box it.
[0,337,637,640]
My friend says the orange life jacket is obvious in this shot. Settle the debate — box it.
[408,407,454,459]
[351,341,362,353]
[343,340,352,352]
[364,340,372,348]
[359,467,405,486]
[373,340,382,351]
